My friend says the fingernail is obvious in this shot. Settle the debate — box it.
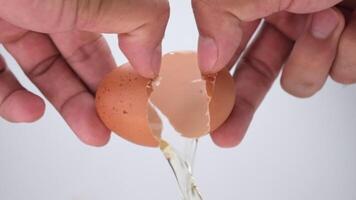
[311,9,339,39]
[198,36,218,73]
[150,45,162,77]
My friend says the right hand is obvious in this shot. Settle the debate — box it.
[192,0,356,147]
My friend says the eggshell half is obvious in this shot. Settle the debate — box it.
[95,64,161,147]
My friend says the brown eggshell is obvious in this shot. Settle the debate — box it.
[95,64,161,147]
[208,68,236,132]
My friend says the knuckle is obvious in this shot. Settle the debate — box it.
[28,54,61,79]
[281,77,321,98]
[244,57,277,82]
[63,34,103,64]
[330,68,356,84]
[193,0,292,21]
[76,0,104,29]
[0,19,28,43]
[331,32,356,84]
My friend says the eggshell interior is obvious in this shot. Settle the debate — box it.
[150,52,210,138]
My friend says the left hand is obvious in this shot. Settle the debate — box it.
[0,0,169,146]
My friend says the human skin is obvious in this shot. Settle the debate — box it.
[0,0,169,146]
[192,0,356,147]
[1,0,355,148]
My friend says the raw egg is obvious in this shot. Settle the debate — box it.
[95,52,235,147]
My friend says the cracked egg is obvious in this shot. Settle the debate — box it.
[95,52,235,147]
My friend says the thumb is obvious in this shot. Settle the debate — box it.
[0,0,170,78]
[192,0,342,74]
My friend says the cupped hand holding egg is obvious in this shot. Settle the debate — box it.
[95,52,235,147]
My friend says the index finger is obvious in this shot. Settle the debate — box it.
[0,0,170,78]
[192,0,342,74]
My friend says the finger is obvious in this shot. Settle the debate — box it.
[193,0,243,74]
[0,55,45,122]
[50,31,115,92]
[0,0,170,78]
[226,20,261,71]
[118,14,168,78]
[192,0,341,74]
[281,8,345,98]
[0,18,27,43]
[214,0,342,20]
[266,11,308,40]
[211,24,293,147]
[2,29,110,146]
[331,11,356,84]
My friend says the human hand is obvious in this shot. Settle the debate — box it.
[0,0,169,146]
[192,0,356,147]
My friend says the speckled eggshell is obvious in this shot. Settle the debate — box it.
[95,64,161,147]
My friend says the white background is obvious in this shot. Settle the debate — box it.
[1,1,356,200]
